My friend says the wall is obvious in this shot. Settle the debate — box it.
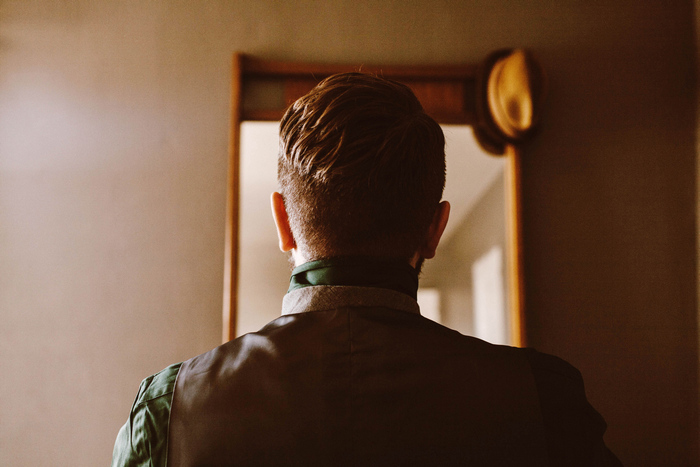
[0,1,696,465]
[519,4,698,465]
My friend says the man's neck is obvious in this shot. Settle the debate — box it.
[291,249,422,269]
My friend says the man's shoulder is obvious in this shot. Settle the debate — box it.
[520,348,596,411]
[111,362,182,467]
[522,348,583,379]
[519,348,622,466]
[132,362,182,408]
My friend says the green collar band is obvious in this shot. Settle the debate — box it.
[288,257,419,300]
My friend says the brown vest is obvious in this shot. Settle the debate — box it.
[168,286,548,466]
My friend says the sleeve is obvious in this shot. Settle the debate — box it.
[111,363,182,467]
[524,349,623,467]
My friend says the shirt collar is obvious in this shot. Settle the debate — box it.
[287,256,419,300]
[282,285,420,316]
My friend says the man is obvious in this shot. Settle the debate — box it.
[113,73,620,466]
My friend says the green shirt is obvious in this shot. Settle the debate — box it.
[112,362,182,467]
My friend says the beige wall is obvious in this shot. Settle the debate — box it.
[0,1,697,465]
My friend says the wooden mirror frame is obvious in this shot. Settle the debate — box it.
[224,51,544,345]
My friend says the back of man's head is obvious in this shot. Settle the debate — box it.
[278,72,446,261]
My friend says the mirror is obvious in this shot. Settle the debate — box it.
[237,121,287,335]
[418,125,508,344]
[224,52,544,346]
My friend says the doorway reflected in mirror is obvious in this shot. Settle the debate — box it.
[419,125,508,344]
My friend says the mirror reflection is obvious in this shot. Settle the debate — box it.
[237,122,508,343]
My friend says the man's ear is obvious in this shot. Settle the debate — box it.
[419,201,450,259]
[271,192,296,252]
